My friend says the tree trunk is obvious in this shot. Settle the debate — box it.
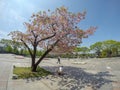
[30,49,52,72]
[31,64,37,72]
[31,40,59,72]
[35,48,52,68]
[31,56,35,68]
[31,50,37,72]
[31,43,37,72]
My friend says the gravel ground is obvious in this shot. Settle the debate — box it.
[0,54,120,90]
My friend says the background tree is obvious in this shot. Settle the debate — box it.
[90,40,120,58]
[90,42,102,57]
[0,39,22,54]
[5,45,13,53]
[9,6,96,72]
[102,40,120,57]
[74,47,89,58]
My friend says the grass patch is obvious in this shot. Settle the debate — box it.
[13,67,51,79]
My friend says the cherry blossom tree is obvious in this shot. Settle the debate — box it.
[9,6,96,72]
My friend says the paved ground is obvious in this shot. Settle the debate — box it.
[0,54,120,90]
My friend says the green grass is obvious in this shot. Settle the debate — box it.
[13,67,51,79]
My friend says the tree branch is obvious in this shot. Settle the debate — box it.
[21,39,33,57]
[36,23,56,45]
[36,33,56,45]
[31,30,38,38]
[35,39,60,66]
[28,39,34,46]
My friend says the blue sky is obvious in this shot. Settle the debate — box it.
[0,0,120,47]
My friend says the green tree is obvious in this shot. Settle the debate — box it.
[90,42,102,57]
[90,40,120,58]
[101,49,108,58]
[13,47,19,55]
[20,49,24,55]
[0,39,23,54]
[74,47,89,58]
[5,45,13,53]
[102,40,120,57]
[36,50,43,57]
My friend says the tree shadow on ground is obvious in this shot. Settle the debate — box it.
[43,66,114,90]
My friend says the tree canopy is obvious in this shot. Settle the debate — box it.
[9,6,96,72]
[90,40,120,57]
